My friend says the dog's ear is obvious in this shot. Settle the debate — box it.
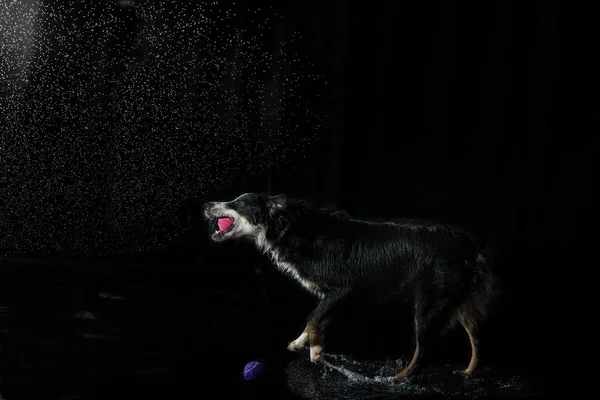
[267,194,287,210]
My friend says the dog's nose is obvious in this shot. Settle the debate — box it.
[204,202,214,211]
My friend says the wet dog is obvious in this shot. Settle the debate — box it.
[204,192,496,380]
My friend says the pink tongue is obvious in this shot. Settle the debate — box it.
[217,217,234,232]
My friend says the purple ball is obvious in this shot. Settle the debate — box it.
[243,361,263,380]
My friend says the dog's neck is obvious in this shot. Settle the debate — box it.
[253,221,293,254]
[274,220,293,242]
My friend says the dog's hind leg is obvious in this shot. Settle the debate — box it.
[461,321,479,374]
[453,259,494,376]
[395,317,421,380]
[454,312,480,375]
[396,298,453,381]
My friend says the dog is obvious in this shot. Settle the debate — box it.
[204,192,496,380]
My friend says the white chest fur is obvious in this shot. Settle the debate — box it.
[254,230,324,298]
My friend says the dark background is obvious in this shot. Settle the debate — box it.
[0,0,594,399]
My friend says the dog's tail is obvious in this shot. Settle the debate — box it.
[479,243,501,297]
[446,244,499,334]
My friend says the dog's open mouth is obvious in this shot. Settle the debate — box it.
[214,216,235,237]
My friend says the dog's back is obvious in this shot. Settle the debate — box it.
[277,209,494,306]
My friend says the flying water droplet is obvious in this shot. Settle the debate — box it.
[0,0,328,256]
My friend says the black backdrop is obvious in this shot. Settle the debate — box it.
[0,0,594,398]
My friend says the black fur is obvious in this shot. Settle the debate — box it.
[204,193,497,379]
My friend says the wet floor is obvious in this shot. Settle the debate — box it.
[285,349,540,399]
[0,255,549,399]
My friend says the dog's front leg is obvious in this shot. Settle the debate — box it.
[287,318,331,353]
[288,291,348,363]
[287,326,310,352]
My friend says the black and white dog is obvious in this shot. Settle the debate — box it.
[204,192,496,380]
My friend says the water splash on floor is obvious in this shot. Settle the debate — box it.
[286,349,539,399]
[320,353,400,385]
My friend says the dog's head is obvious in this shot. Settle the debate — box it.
[203,192,288,242]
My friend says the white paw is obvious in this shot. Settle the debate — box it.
[310,345,323,363]
[287,332,308,352]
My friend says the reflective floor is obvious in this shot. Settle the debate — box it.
[0,255,547,399]
[285,350,539,400]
